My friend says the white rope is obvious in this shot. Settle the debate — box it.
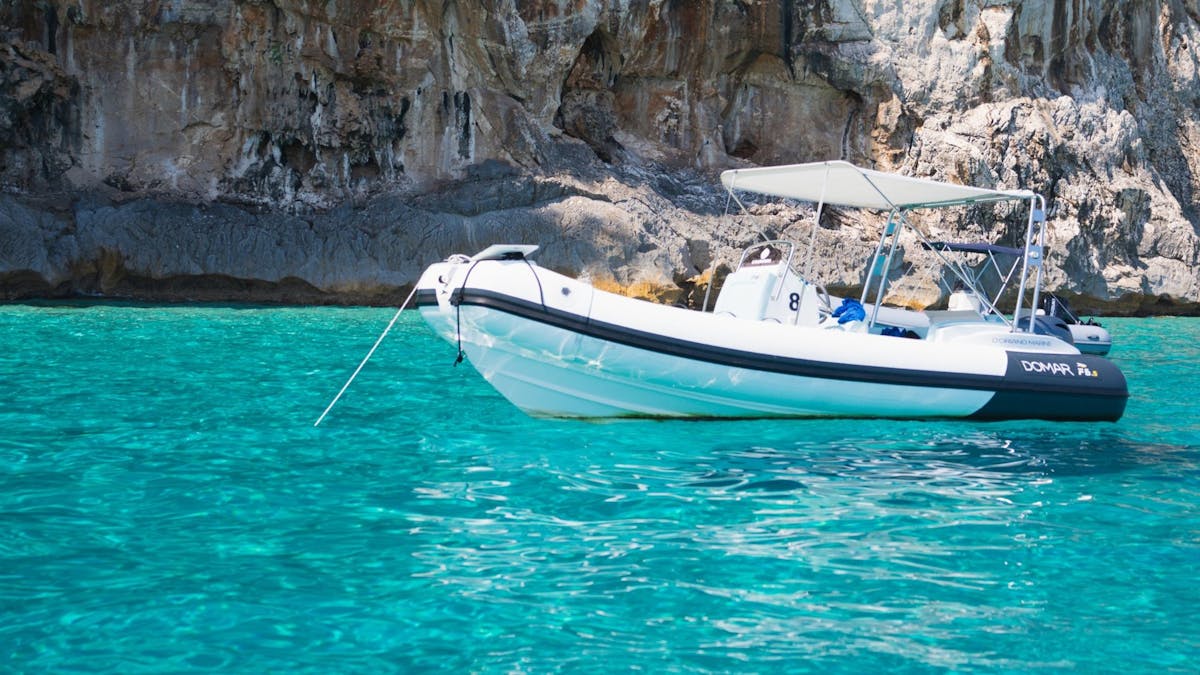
[313,284,420,427]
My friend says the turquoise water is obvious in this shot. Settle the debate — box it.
[1,304,1197,672]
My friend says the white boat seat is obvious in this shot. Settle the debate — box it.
[712,269,779,321]
[948,290,984,312]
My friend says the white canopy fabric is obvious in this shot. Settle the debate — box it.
[720,160,1036,210]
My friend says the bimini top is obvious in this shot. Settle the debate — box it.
[720,160,1036,211]
[922,241,1023,256]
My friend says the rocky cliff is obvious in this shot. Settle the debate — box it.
[1,0,1199,312]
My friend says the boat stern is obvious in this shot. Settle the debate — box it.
[970,351,1128,421]
[1069,323,1113,355]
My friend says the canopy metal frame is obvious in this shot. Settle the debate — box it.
[720,161,1049,334]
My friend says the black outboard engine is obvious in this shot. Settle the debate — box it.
[1030,315,1075,344]
[1040,293,1073,323]
[1016,305,1075,344]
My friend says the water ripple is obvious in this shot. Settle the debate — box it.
[1,307,1197,672]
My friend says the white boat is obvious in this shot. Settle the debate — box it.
[414,161,1128,421]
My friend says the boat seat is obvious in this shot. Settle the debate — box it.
[712,269,779,321]
[948,290,984,312]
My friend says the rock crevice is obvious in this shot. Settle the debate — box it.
[0,1,1196,308]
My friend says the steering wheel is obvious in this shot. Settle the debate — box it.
[814,283,834,319]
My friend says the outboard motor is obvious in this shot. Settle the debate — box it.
[1031,315,1074,344]
[1040,293,1073,323]
[1016,308,1075,344]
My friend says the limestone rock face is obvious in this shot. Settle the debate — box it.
[0,1,1198,309]
[0,35,75,190]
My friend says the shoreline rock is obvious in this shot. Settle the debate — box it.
[2,183,1196,317]
[5,269,1198,318]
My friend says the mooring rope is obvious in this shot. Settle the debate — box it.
[313,284,420,427]
[451,259,486,366]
